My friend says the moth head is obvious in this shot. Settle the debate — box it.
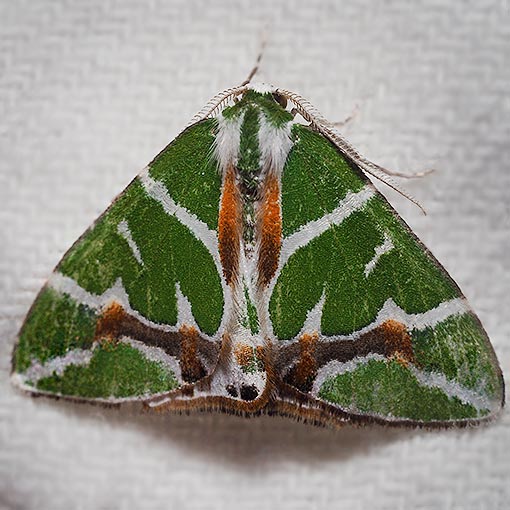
[246,82,277,95]
[244,82,288,109]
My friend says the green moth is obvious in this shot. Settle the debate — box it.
[11,83,504,427]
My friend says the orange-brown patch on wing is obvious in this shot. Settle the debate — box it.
[234,343,254,368]
[285,332,319,393]
[234,343,265,372]
[179,324,206,383]
[95,302,126,340]
[380,319,415,366]
[257,173,282,287]
[218,165,242,286]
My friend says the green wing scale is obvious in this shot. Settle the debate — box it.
[12,84,504,426]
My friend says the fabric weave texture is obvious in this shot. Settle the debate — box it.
[1,1,509,509]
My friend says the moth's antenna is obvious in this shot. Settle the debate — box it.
[376,167,435,179]
[241,34,268,86]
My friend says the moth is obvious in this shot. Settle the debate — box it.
[11,82,504,427]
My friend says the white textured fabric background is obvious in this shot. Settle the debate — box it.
[1,1,509,509]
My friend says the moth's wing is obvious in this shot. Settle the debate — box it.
[270,124,504,425]
[12,119,227,404]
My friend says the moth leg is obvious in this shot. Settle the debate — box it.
[329,101,434,178]
[291,103,360,130]
[329,103,360,129]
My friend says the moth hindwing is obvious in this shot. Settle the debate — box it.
[12,84,504,427]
